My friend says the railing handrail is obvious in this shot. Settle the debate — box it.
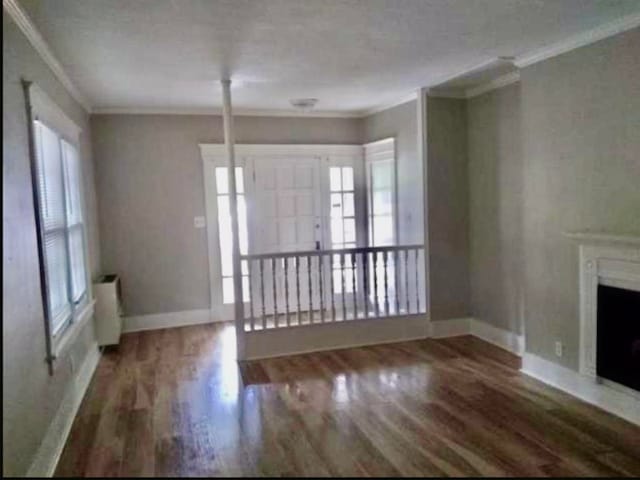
[240,244,424,261]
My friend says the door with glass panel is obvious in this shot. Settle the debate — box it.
[249,156,323,315]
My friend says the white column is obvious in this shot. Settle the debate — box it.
[417,87,431,326]
[221,79,245,359]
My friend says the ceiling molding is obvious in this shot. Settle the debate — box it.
[465,71,521,98]
[514,11,640,68]
[361,92,418,117]
[3,0,92,112]
[200,143,363,159]
[91,106,364,118]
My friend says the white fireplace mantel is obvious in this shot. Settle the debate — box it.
[565,231,640,378]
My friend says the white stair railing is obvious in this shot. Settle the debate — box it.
[240,245,426,332]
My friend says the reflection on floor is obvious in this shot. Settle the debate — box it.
[56,322,640,477]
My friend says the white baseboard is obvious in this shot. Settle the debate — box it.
[521,353,640,426]
[123,308,225,333]
[470,318,525,356]
[27,343,101,477]
[430,317,471,338]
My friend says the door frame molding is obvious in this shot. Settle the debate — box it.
[200,143,363,321]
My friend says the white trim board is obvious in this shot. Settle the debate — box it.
[470,318,525,356]
[430,317,472,338]
[429,317,525,357]
[26,343,100,477]
[91,106,364,118]
[3,0,91,112]
[521,353,640,426]
[122,308,224,333]
[200,143,363,159]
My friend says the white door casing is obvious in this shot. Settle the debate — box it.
[201,144,363,321]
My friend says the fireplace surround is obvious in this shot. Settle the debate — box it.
[568,232,640,394]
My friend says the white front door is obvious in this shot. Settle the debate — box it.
[249,156,324,315]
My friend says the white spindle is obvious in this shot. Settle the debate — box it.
[341,252,347,320]
[307,255,313,324]
[284,257,290,327]
[260,258,266,328]
[415,248,420,313]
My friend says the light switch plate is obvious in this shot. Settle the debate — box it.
[194,216,206,228]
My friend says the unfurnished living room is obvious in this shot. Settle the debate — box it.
[3,0,640,477]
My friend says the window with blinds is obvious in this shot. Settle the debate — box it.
[33,119,88,337]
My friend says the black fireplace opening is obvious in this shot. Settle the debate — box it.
[596,284,640,392]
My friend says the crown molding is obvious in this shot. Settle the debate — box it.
[91,106,364,118]
[361,92,418,117]
[465,71,521,98]
[3,0,92,112]
[514,11,640,68]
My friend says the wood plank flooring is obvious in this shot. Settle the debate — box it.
[55,323,640,477]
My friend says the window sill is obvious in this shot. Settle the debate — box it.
[52,298,96,359]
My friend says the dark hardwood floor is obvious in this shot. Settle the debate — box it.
[55,322,640,477]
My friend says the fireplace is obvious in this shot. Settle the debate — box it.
[566,232,640,383]
[597,284,640,392]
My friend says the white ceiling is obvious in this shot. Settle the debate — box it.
[18,0,640,115]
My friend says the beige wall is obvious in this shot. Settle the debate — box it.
[2,12,100,476]
[520,27,640,369]
[92,114,363,316]
[362,100,423,244]
[467,84,523,334]
[427,97,471,320]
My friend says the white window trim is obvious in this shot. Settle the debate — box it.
[26,82,94,363]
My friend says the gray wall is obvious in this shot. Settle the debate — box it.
[362,100,423,244]
[467,84,524,334]
[427,97,471,321]
[92,114,363,316]
[3,12,101,477]
[520,27,640,369]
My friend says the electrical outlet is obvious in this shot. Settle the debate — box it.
[555,341,563,357]
[194,216,206,228]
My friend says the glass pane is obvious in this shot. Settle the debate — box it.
[68,227,86,302]
[44,230,71,332]
[35,121,66,231]
[333,269,343,294]
[372,162,393,190]
[329,167,342,191]
[330,193,342,218]
[242,276,250,303]
[61,141,83,226]
[344,218,355,243]
[217,195,233,276]
[238,195,248,255]
[372,190,392,215]
[331,218,344,244]
[223,277,234,304]
[342,167,354,191]
[343,193,354,217]
[235,167,244,193]
[241,260,248,276]
[373,215,394,246]
[215,167,228,194]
